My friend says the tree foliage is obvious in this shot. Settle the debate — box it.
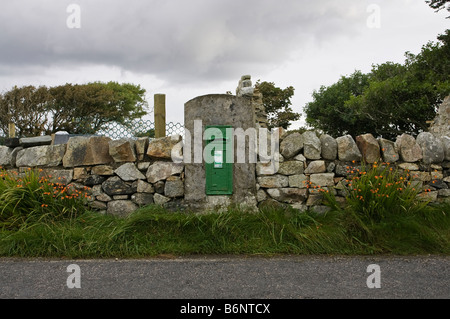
[304,29,450,139]
[426,0,450,17]
[0,82,148,137]
[254,81,301,129]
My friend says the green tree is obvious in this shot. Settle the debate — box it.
[0,82,148,136]
[304,30,450,139]
[254,81,300,129]
[426,0,450,17]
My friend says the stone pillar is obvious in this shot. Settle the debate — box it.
[154,94,166,138]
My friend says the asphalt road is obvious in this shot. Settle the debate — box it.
[0,255,449,300]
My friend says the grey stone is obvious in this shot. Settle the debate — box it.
[146,161,184,183]
[256,162,279,176]
[266,188,307,204]
[336,135,362,162]
[48,169,73,185]
[320,134,337,160]
[16,145,66,167]
[378,138,399,163]
[102,176,137,196]
[90,201,108,210]
[416,132,444,164]
[153,193,171,205]
[137,162,151,171]
[91,165,114,176]
[398,163,420,171]
[278,161,304,176]
[438,189,450,197]
[310,173,335,187]
[109,138,136,163]
[327,162,336,173]
[154,181,165,194]
[257,175,289,188]
[114,163,146,181]
[280,132,303,159]
[135,137,149,161]
[302,131,321,160]
[147,135,182,160]
[85,175,106,186]
[113,195,129,200]
[96,193,112,202]
[256,189,267,202]
[132,193,154,206]
[137,180,155,193]
[10,147,23,167]
[395,134,423,163]
[164,179,184,198]
[305,161,326,174]
[356,133,380,164]
[63,136,113,167]
[0,146,13,166]
[107,200,138,217]
[442,136,450,161]
[289,174,308,188]
[430,179,448,189]
[19,135,52,148]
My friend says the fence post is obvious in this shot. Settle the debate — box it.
[8,123,16,138]
[154,94,166,138]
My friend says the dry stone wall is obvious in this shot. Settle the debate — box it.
[256,131,450,213]
[0,134,185,217]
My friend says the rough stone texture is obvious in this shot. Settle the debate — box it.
[280,132,303,159]
[114,163,145,181]
[16,145,66,167]
[256,189,267,202]
[356,133,381,164]
[302,131,321,160]
[310,173,335,187]
[107,200,138,217]
[257,175,289,188]
[91,165,114,176]
[304,161,326,174]
[256,162,279,176]
[102,176,137,196]
[289,174,308,188]
[48,169,73,185]
[137,180,155,193]
[109,138,136,163]
[266,188,307,204]
[184,94,256,207]
[395,134,423,163]
[429,96,450,138]
[320,134,337,160]
[278,161,304,176]
[84,175,106,186]
[90,201,107,210]
[410,172,432,182]
[164,179,185,198]
[96,193,112,202]
[146,161,184,183]
[73,167,89,180]
[147,135,182,160]
[63,136,113,167]
[10,147,23,167]
[378,138,399,163]
[131,193,154,206]
[19,135,52,148]
[442,136,450,161]
[398,163,420,171]
[0,146,13,166]
[153,193,171,205]
[135,137,149,161]
[416,132,445,164]
[336,135,362,162]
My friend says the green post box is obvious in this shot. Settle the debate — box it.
[205,125,233,195]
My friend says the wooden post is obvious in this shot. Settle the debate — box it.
[8,123,15,138]
[154,94,166,138]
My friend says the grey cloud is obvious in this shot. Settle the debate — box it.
[0,0,367,83]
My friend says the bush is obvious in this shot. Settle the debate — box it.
[324,161,427,223]
[0,167,90,230]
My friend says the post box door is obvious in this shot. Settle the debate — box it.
[205,126,233,195]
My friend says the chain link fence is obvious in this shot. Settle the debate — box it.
[97,120,184,140]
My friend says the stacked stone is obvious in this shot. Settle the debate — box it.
[256,130,450,212]
[236,75,268,128]
[0,135,184,217]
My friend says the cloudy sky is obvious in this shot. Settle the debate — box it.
[0,0,448,129]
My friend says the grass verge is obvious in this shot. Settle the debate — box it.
[1,202,449,258]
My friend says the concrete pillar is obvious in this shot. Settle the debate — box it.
[154,94,166,138]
